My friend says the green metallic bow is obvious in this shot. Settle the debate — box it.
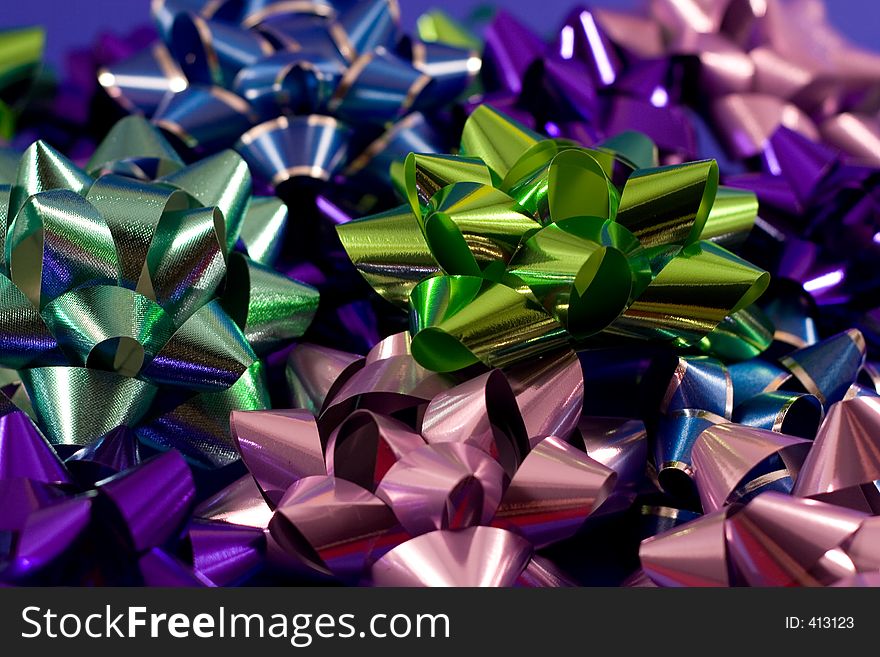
[0,27,45,140]
[338,105,770,373]
[0,116,319,467]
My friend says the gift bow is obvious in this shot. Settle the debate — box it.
[338,104,769,372]
[636,321,880,586]
[724,125,880,311]
[640,490,880,587]
[0,399,207,585]
[462,8,698,164]
[632,0,880,166]
[554,1,880,317]
[646,323,870,494]
[98,0,479,188]
[0,27,45,140]
[1,399,274,586]
[195,332,650,586]
[465,2,880,331]
[474,1,880,166]
[0,115,318,467]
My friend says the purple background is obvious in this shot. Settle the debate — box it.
[2,0,879,68]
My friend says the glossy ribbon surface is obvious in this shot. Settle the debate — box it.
[0,115,318,467]
[339,104,768,372]
[210,331,651,585]
[98,0,480,192]
[460,0,880,347]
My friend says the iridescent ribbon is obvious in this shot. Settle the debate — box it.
[207,327,880,588]
[6,316,875,585]
[581,0,880,335]
[724,126,880,314]
[470,2,880,167]
[0,116,318,467]
[640,491,879,586]
[0,27,45,140]
[28,26,158,159]
[197,332,651,586]
[636,322,880,586]
[645,322,875,498]
[459,7,698,164]
[97,0,480,194]
[0,401,211,585]
[463,2,880,341]
[338,104,769,372]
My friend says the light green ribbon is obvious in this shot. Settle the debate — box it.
[339,105,769,372]
[0,116,319,466]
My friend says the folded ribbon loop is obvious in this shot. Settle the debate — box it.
[341,105,768,372]
[42,286,175,377]
[231,408,325,506]
[371,525,533,587]
[222,252,320,355]
[793,395,880,512]
[87,115,185,179]
[100,0,478,192]
[214,332,633,585]
[0,432,199,584]
[692,423,811,512]
[269,475,403,580]
[0,116,317,466]
[8,190,118,309]
[325,409,423,490]
[376,442,506,536]
[641,491,876,587]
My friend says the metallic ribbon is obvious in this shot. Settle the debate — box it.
[0,400,204,585]
[464,1,880,343]
[640,491,879,586]
[6,310,876,585]
[0,115,318,467]
[214,322,880,588]
[338,104,769,372]
[97,0,480,191]
[646,328,870,503]
[472,1,880,167]
[637,323,880,586]
[200,331,653,586]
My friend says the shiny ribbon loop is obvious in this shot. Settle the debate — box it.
[0,402,200,584]
[482,0,880,314]
[99,0,480,189]
[641,491,876,587]
[646,329,865,504]
[447,1,880,327]
[339,104,768,372]
[215,331,641,585]
[0,116,318,466]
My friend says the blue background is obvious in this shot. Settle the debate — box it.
[3,1,879,68]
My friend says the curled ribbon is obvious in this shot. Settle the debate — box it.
[635,318,880,586]
[644,325,871,502]
[338,104,769,372]
[194,331,653,586]
[463,2,880,343]
[0,115,318,467]
[640,491,879,586]
[98,0,480,194]
[725,126,880,314]
[0,398,208,585]
[471,1,880,167]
